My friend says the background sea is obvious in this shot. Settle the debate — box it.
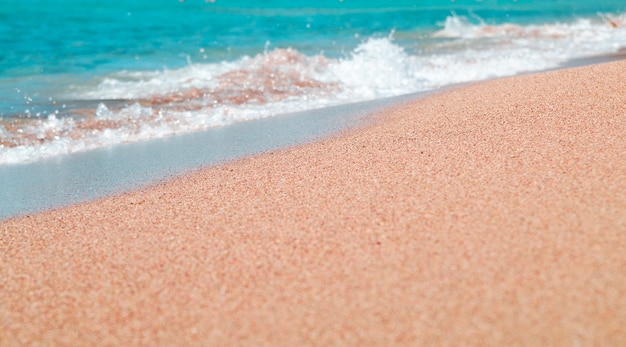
[1,0,625,165]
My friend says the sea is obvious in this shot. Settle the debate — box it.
[1,0,625,165]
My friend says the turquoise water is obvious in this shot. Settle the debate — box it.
[1,0,625,164]
[2,0,624,76]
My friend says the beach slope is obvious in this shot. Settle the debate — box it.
[2,61,626,346]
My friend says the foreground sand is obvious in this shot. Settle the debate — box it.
[2,61,626,346]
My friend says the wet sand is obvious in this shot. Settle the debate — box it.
[2,60,625,346]
[0,93,418,220]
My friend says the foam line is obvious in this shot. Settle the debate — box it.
[0,93,420,220]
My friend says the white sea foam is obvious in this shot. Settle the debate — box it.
[2,13,625,165]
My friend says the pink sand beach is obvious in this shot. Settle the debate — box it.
[2,60,626,346]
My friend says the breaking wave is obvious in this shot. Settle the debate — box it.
[1,12,625,165]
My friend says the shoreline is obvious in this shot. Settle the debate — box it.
[2,52,625,220]
[0,92,423,220]
[2,60,626,345]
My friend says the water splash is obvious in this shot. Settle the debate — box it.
[2,12,625,165]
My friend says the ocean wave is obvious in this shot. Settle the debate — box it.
[1,12,625,165]
[434,11,626,39]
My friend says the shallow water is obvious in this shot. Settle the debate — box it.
[1,0,625,165]
[0,92,421,220]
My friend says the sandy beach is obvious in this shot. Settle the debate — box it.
[2,60,625,346]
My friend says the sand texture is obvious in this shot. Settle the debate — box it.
[2,61,626,346]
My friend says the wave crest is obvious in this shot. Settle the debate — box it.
[2,11,626,165]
